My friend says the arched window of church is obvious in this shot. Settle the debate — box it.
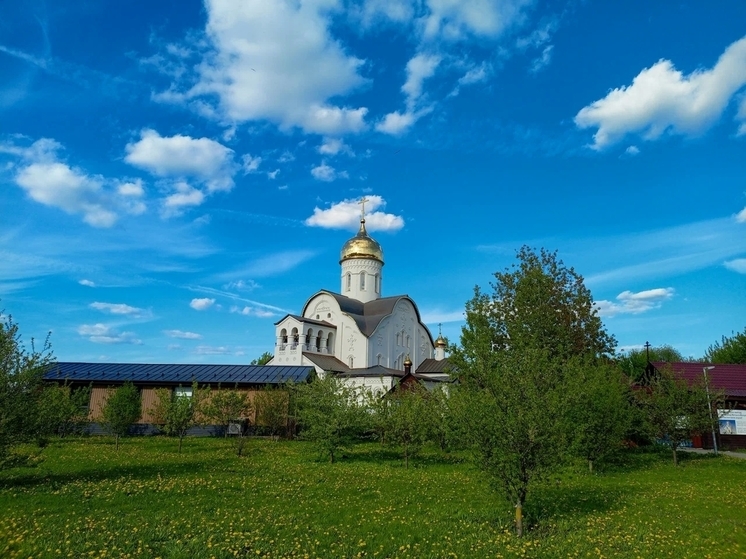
[360,272,365,290]
[406,335,410,349]
[306,329,313,349]
[348,356,354,368]
[377,354,382,366]
[326,333,334,353]
[346,273,351,291]
[396,333,400,346]
[375,274,380,293]
[316,331,322,352]
[280,328,287,349]
[291,327,299,348]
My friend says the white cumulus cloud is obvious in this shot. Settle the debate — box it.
[736,207,746,223]
[311,162,348,182]
[77,323,142,345]
[4,138,145,228]
[575,36,746,150]
[79,279,96,287]
[164,329,203,339]
[125,129,236,192]
[422,0,534,41]
[305,195,404,231]
[155,0,369,135]
[190,297,215,311]
[90,302,150,318]
[230,305,276,318]
[595,287,675,317]
[318,137,353,156]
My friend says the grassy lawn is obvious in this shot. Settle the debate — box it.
[1,437,745,558]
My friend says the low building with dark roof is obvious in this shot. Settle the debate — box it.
[652,361,746,450]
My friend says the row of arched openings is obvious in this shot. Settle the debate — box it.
[279,327,334,353]
[345,272,380,293]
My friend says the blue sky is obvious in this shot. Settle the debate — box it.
[1,0,745,364]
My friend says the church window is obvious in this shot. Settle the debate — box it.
[377,354,382,366]
[396,333,401,346]
[375,274,380,293]
[406,335,410,349]
[306,329,313,349]
[280,328,288,349]
[326,334,334,353]
[316,332,322,352]
[360,272,366,290]
[291,328,299,348]
[348,356,354,368]
[346,273,351,291]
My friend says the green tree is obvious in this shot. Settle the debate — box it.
[704,326,746,364]
[294,374,369,463]
[251,351,274,365]
[638,366,722,466]
[451,247,615,536]
[566,359,631,473]
[101,382,141,450]
[0,313,54,466]
[468,246,616,364]
[451,348,568,537]
[254,386,289,440]
[202,384,253,437]
[151,382,205,453]
[385,384,432,468]
[34,382,91,445]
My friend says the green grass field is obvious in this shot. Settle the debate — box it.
[1,437,745,558]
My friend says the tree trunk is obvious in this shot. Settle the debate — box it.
[178,434,184,453]
[672,447,678,466]
[329,449,334,463]
[405,443,409,469]
[115,434,119,451]
[588,459,593,474]
[515,500,524,537]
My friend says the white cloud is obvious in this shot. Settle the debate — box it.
[77,323,142,345]
[575,36,746,149]
[117,179,145,197]
[595,287,675,317]
[318,137,353,156]
[724,258,746,274]
[90,302,150,318]
[4,138,144,228]
[737,95,746,135]
[736,207,746,223]
[529,44,553,74]
[164,329,203,339]
[156,0,368,135]
[125,129,235,192]
[377,53,440,135]
[230,305,276,318]
[423,0,534,41]
[305,195,404,231]
[242,154,262,174]
[162,182,205,216]
[190,297,215,310]
[267,169,280,180]
[421,309,465,324]
[311,162,348,182]
[79,279,95,287]
[625,145,640,156]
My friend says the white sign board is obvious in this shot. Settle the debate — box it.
[717,409,746,435]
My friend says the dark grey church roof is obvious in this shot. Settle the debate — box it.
[416,358,453,374]
[302,290,435,342]
[275,315,336,328]
[44,362,314,385]
[302,352,351,373]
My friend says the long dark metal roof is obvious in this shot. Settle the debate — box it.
[44,362,314,385]
[652,362,746,398]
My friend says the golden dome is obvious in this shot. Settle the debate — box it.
[340,220,384,264]
[435,336,447,348]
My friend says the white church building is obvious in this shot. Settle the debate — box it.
[268,208,450,393]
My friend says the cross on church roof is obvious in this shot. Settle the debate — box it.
[359,196,369,222]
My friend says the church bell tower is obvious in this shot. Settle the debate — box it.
[339,197,384,303]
